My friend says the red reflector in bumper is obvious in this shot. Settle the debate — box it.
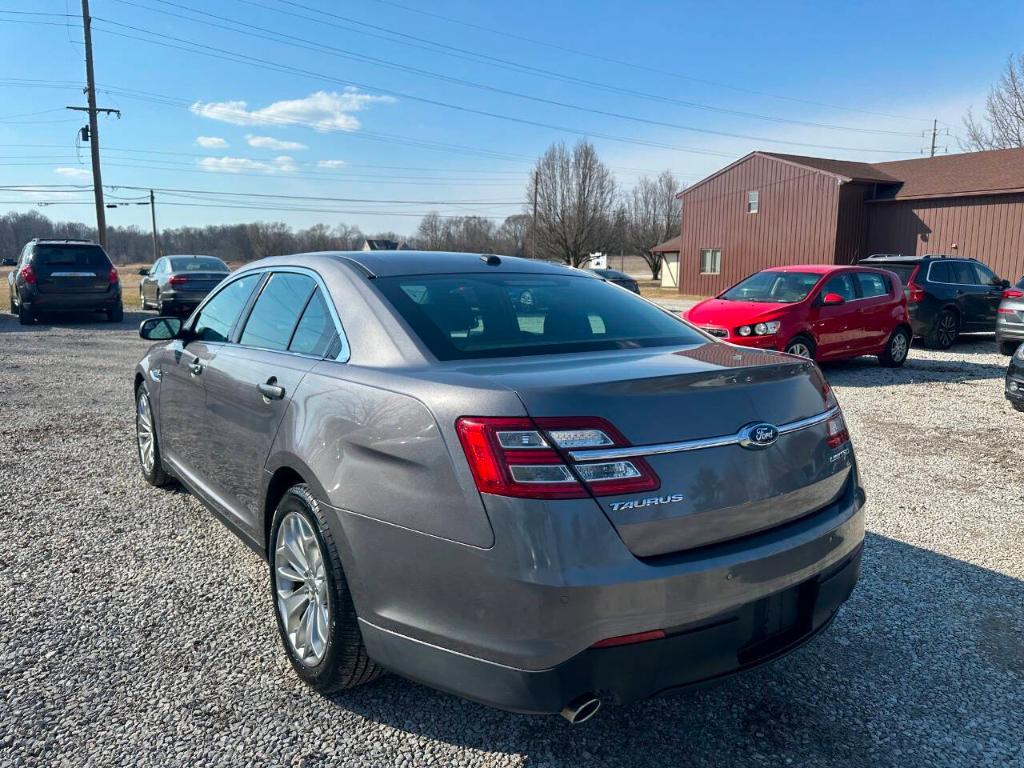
[591,629,666,648]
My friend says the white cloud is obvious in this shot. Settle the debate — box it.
[246,135,308,151]
[53,167,91,179]
[195,136,229,148]
[189,89,394,132]
[316,159,346,169]
[196,156,298,174]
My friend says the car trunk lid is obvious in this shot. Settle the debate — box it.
[33,244,112,295]
[458,343,852,557]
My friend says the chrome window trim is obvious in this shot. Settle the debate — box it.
[567,407,840,462]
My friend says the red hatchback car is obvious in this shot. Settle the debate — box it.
[684,265,912,366]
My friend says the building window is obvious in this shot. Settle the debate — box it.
[747,191,759,213]
[699,249,721,275]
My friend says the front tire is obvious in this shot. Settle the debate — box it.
[136,385,171,487]
[879,327,911,367]
[925,310,959,349]
[999,340,1021,356]
[784,335,816,359]
[270,484,382,693]
[140,287,148,310]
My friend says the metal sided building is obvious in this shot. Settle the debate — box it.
[675,148,1024,296]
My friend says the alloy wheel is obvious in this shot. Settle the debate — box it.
[937,314,957,347]
[890,332,909,363]
[136,390,155,474]
[788,341,812,358]
[275,512,330,667]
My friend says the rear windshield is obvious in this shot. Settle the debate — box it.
[720,271,822,303]
[880,264,918,285]
[169,256,228,272]
[33,244,110,269]
[374,273,704,361]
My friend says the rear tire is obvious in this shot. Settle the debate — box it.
[269,484,383,693]
[17,301,33,325]
[156,291,166,315]
[999,340,1021,356]
[925,310,959,349]
[135,385,172,487]
[107,303,124,323]
[878,327,911,367]
[784,335,816,360]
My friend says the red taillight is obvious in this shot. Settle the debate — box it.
[108,266,119,284]
[906,266,925,303]
[591,629,666,649]
[1003,288,1024,299]
[455,416,659,500]
[826,412,850,448]
[168,274,187,287]
[19,264,36,285]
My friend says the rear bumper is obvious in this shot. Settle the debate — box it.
[160,289,210,309]
[23,286,121,311]
[996,317,1024,343]
[360,543,862,715]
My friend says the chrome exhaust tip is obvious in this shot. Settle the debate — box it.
[560,695,601,724]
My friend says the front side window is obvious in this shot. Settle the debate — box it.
[374,273,704,361]
[239,272,316,351]
[720,271,821,303]
[856,272,889,299]
[699,249,721,274]
[747,191,759,214]
[193,273,260,343]
[821,273,857,302]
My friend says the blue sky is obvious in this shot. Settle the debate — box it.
[1,0,1022,236]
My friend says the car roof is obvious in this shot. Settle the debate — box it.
[249,251,598,279]
[760,264,854,274]
[861,254,975,263]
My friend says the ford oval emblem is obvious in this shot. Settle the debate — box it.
[739,422,780,449]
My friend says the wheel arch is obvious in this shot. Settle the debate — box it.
[263,455,332,555]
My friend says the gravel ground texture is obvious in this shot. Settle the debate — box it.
[1,310,1022,768]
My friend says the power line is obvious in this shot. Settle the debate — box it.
[104,184,523,205]
[362,0,937,125]
[98,2,919,155]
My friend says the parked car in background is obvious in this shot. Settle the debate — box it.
[995,276,1024,355]
[684,264,911,366]
[1,257,16,266]
[134,251,863,722]
[1005,343,1024,412]
[139,255,230,315]
[859,254,1008,349]
[7,238,122,325]
[586,268,640,293]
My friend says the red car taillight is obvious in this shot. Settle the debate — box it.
[108,266,119,284]
[168,274,187,287]
[591,629,666,648]
[1003,288,1024,299]
[455,416,659,500]
[826,412,850,448]
[19,265,36,285]
[906,266,925,303]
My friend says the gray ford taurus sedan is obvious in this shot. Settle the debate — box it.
[134,251,865,723]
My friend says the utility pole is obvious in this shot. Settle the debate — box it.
[929,119,938,158]
[530,169,538,259]
[149,189,159,261]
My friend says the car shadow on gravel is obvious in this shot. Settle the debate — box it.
[327,532,1022,767]
[0,309,148,334]
[821,343,1008,387]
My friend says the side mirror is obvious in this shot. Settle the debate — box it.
[139,316,183,340]
[138,268,149,276]
[822,292,845,305]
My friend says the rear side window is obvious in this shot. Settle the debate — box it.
[374,273,704,361]
[32,244,110,269]
[856,272,889,298]
[880,264,916,285]
[239,273,316,351]
[193,274,261,342]
[821,273,857,302]
[289,288,339,357]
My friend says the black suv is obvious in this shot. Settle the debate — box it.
[859,254,1008,349]
[7,238,123,325]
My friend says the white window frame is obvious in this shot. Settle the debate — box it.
[747,190,759,214]
[699,248,722,275]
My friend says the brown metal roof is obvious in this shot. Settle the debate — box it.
[872,148,1024,199]
[759,152,900,184]
[651,234,681,253]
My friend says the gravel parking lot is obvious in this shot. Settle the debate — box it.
[1,311,1021,768]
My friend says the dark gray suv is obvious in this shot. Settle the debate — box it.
[134,252,865,722]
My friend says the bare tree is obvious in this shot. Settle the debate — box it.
[624,171,683,279]
[496,214,530,256]
[415,211,447,250]
[962,54,1024,151]
[528,141,618,267]
[247,221,291,259]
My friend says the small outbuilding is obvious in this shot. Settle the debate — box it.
[651,235,681,289]
[675,148,1024,295]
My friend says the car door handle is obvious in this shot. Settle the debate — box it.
[257,379,285,400]
[188,360,204,376]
